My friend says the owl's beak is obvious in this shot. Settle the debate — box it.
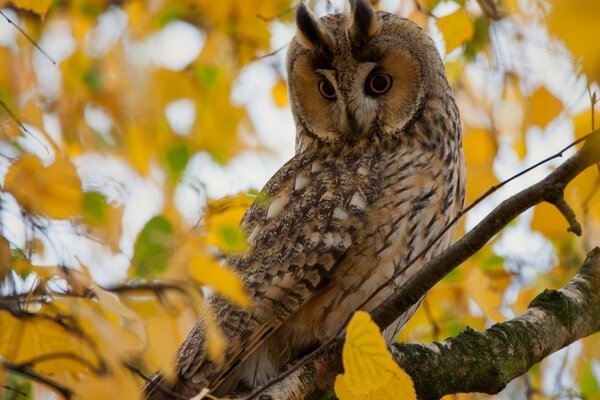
[345,110,369,138]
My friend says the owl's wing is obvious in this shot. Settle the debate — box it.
[176,149,381,393]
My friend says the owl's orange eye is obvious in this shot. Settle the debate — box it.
[318,79,337,99]
[366,72,393,96]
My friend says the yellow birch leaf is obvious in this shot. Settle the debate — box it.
[462,267,505,322]
[272,79,288,107]
[334,311,416,400]
[572,108,600,143]
[0,309,98,374]
[205,194,253,253]
[531,202,569,238]
[437,9,475,53]
[526,87,563,129]
[189,254,251,308]
[463,128,498,202]
[125,123,153,175]
[549,0,600,83]
[4,155,83,219]
[11,0,51,15]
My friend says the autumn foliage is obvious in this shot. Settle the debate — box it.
[0,0,599,399]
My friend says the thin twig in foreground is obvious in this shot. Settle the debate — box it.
[0,10,56,64]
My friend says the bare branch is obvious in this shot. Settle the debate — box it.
[0,10,56,65]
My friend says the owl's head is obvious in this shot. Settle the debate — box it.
[287,0,455,151]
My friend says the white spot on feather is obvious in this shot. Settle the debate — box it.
[267,195,287,219]
[294,173,309,190]
[349,192,366,210]
[311,160,322,172]
[357,166,369,176]
[247,225,260,242]
[333,207,348,220]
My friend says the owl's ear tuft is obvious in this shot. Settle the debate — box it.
[348,0,381,44]
[296,2,334,53]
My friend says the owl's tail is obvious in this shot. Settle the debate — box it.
[382,294,425,344]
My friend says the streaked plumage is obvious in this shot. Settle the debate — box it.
[147,1,465,398]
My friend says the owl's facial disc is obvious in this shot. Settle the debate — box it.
[289,1,427,145]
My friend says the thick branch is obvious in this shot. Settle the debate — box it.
[246,131,600,399]
[392,247,600,398]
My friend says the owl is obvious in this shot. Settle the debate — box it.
[146,0,465,398]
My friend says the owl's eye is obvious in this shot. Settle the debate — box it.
[318,79,337,100]
[366,72,393,96]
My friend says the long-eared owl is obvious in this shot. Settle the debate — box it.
[147,0,465,398]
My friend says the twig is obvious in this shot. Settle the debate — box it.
[125,363,188,400]
[256,5,297,22]
[0,99,50,154]
[1,385,28,397]
[0,10,56,65]
[1,358,72,399]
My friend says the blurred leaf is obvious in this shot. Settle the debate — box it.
[272,79,288,107]
[462,266,506,322]
[205,194,253,253]
[11,0,51,15]
[462,128,498,202]
[580,361,600,399]
[437,9,474,53]
[334,311,416,400]
[531,202,570,238]
[4,155,83,219]
[132,216,173,278]
[83,191,108,226]
[526,86,563,129]
[189,253,250,308]
[549,0,600,83]
[165,143,190,183]
[572,108,600,143]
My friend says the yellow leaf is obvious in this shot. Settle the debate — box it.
[549,0,600,83]
[531,202,570,238]
[11,0,51,15]
[462,267,506,322]
[437,9,474,53]
[526,87,563,129]
[0,309,98,374]
[125,123,153,175]
[572,108,600,143]
[272,79,288,107]
[189,254,251,308]
[205,194,253,253]
[463,128,498,202]
[334,311,416,400]
[4,155,83,219]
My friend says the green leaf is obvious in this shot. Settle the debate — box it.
[132,215,173,278]
[195,65,220,89]
[165,143,190,183]
[580,361,599,397]
[83,191,108,225]
[83,68,102,93]
[481,253,505,271]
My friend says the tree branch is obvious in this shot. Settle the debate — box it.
[392,247,600,398]
[243,131,600,399]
